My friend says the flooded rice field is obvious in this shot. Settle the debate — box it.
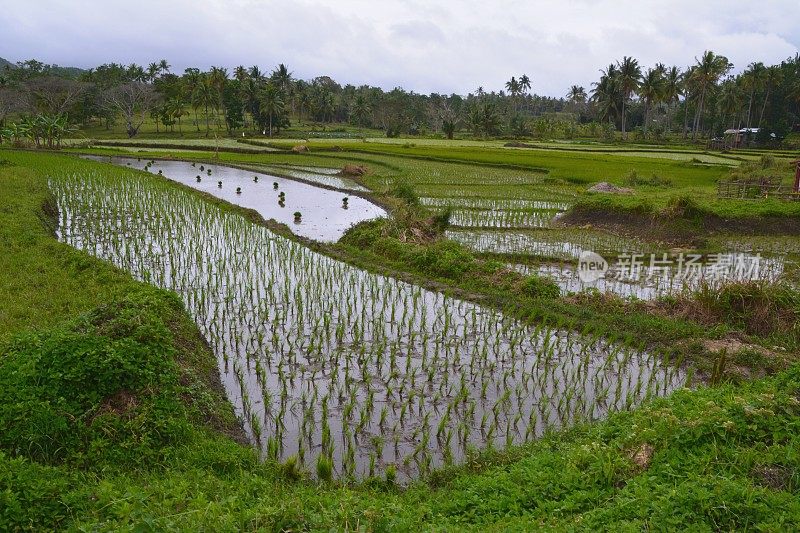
[81,156,384,241]
[511,253,788,300]
[446,228,640,259]
[51,168,686,481]
[256,164,370,192]
[446,229,791,299]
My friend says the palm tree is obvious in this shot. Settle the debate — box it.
[272,63,292,94]
[350,93,372,130]
[209,66,228,128]
[158,59,171,74]
[617,56,642,139]
[146,62,160,83]
[248,65,263,81]
[191,75,218,135]
[689,51,731,139]
[127,63,146,82]
[519,74,531,94]
[183,68,203,131]
[639,68,665,137]
[566,85,587,116]
[233,65,248,82]
[591,64,621,127]
[505,77,521,112]
[661,66,683,134]
[758,65,782,128]
[242,78,260,130]
[741,62,766,129]
[259,83,284,136]
[718,78,743,129]
[294,79,309,124]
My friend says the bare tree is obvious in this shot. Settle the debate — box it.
[26,76,88,116]
[0,87,26,126]
[437,102,460,139]
[103,82,158,137]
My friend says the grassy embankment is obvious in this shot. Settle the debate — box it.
[2,150,800,529]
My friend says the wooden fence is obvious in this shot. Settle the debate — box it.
[717,178,800,201]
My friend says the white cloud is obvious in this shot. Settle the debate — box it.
[1,0,797,96]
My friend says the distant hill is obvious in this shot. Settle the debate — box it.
[0,57,87,78]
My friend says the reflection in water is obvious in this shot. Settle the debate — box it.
[52,169,685,481]
[81,156,385,242]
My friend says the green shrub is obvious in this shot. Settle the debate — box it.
[431,206,453,232]
[522,275,561,299]
[408,240,475,279]
[662,195,706,219]
[623,170,673,187]
[0,289,191,467]
[389,181,420,206]
[693,281,800,341]
[340,219,384,248]
[373,236,407,260]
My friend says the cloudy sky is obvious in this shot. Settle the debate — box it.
[2,0,798,96]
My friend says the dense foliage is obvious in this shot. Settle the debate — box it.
[2,51,799,143]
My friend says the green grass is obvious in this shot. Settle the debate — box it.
[3,150,800,529]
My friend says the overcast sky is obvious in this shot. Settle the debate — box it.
[2,0,799,97]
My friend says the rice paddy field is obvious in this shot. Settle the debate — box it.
[66,137,800,303]
[3,138,800,530]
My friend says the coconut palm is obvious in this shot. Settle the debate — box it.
[249,65,264,81]
[259,83,284,136]
[166,97,186,133]
[158,59,171,74]
[591,64,621,127]
[146,62,160,83]
[758,65,783,127]
[689,51,731,138]
[242,78,260,130]
[350,93,372,130]
[272,64,293,94]
[566,85,587,116]
[661,66,683,134]
[741,62,766,129]
[191,75,219,135]
[505,77,521,111]
[639,68,665,137]
[519,74,531,94]
[718,78,743,129]
[616,56,642,139]
[209,66,229,128]
[127,63,146,82]
[294,79,309,124]
[233,65,248,82]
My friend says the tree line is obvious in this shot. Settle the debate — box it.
[1,51,799,144]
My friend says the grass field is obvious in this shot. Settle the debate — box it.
[3,148,800,529]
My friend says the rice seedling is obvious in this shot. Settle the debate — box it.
[51,163,686,482]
